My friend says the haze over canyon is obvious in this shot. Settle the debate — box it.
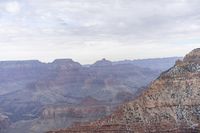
[0,57,180,133]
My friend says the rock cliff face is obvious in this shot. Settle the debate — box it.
[30,101,113,133]
[48,49,200,133]
[0,113,10,133]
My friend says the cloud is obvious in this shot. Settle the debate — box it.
[5,1,21,14]
[0,0,200,63]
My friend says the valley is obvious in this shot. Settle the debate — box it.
[0,57,179,133]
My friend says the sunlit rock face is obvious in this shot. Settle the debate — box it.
[48,48,200,133]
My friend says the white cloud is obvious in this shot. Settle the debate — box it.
[0,0,200,64]
[5,1,21,14]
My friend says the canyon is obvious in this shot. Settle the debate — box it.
[0,57,179,133]
[47,49,200,133]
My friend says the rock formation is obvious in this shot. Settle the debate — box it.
[0,113,10,133]
[47,49,200,133]
[0,57,179,133]
[0,58,161,123]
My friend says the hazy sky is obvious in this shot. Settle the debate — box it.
[0,0,200,64]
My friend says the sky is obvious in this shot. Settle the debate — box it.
[0,0,200,64]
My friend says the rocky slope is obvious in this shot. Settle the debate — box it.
[48,49,200,133]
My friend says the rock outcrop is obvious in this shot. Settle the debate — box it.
[48,49,200,133]
[0,113,10,132]
[92,58,113,67]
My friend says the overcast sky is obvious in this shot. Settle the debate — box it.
[0,0,200,64]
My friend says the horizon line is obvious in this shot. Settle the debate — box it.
[0,56,183,65]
